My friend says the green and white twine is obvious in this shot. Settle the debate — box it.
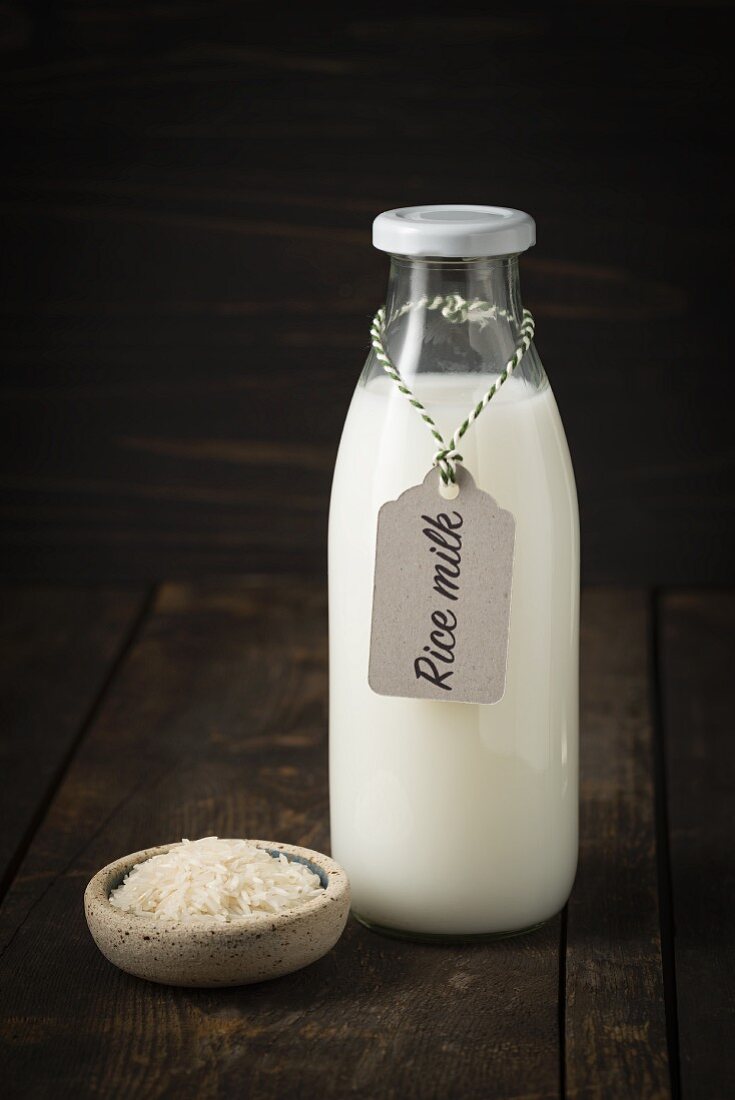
[369,295,535,485]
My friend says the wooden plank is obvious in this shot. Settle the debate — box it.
[0,578,561,1099]
[659,591,735,1100]
[565,590,670,1098]
[0,585,147,899]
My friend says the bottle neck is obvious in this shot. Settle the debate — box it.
[381,255,526,380]
[385,255,523,321]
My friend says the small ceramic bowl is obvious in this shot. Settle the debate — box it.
[84,840,350,987]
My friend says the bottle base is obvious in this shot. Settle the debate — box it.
[352,911,549,944]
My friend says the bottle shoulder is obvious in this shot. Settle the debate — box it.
[359,338,548,396]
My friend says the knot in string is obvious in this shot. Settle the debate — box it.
[370,301,535,486]
[432,446,464,485]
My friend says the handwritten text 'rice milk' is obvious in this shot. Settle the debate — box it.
[413,510,463,691]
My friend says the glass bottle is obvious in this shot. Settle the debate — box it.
[329,206,579,940]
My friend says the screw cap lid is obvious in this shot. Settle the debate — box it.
[373,204,535,258]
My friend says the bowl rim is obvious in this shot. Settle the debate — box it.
[84,839,350,937]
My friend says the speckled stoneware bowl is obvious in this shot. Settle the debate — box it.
[84,840,350,987]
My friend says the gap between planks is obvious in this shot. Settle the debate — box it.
[0,585,155,908]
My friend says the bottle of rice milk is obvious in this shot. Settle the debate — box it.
[329,206,579,939]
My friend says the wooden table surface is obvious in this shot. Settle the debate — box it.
[0,581,732,1099]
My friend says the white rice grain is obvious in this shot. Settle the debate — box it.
[109,837,323,923]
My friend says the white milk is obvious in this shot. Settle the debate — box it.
[329,372,579,936]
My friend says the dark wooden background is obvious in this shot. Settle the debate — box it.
[1,1,733,584]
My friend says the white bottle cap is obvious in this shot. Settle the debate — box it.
[372,204,535,258]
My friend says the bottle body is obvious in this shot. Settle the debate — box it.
[328,257,579,937]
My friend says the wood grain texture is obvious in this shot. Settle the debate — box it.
[0,585,146,898]
[0,578,561,1100]
[565,591,670,1098]
[659,592,735,1100]
[0,4,734,584]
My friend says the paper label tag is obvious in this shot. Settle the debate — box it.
[368,466,515,705]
